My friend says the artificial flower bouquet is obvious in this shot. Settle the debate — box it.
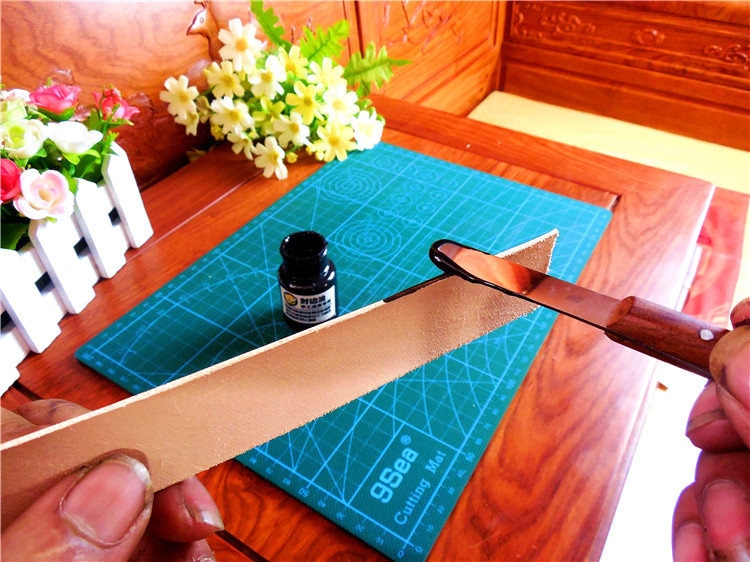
[0,82,138,251]
[161,1,406,180]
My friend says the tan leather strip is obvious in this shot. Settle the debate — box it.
[1,231,556,527]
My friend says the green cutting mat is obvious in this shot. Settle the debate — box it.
[77,143,611,560]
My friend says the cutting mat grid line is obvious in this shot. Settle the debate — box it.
[77,143,611,560]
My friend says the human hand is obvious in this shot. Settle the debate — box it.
[1,399,224,561]
[672,298,750,561]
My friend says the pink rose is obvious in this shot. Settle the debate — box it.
[13,169,74,220]
[1,159,23,202]
[29,83,81,114]
[93,87,139,120]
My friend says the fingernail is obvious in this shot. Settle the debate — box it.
[190,541,218,562]
[729,299,750,328]
[672,522,706,562]
[702,480,750,560]
[60,454,153,546]
[182,477,224,530]
[686,408,728,435]
[722,351,750,410]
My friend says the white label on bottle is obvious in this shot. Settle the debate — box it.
[280,286,337,325]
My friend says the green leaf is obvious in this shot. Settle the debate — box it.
[85,108,105,132]
[1,221,29,251]
[64,174,78,193]
[251,1,291,49]
[343,42,410,97]
[61,151,81,165]
[299,20,349,64]
[8,155,30,168]
[36,107,76,122]
[72,149,104,183]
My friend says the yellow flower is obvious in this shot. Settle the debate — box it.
[252,98,285,136]
[279,45,308,79]
[312,121,355,162]
[209,96,254,136]
[285,82,323,125]
[308,57,346,89]
[204,61,245,99]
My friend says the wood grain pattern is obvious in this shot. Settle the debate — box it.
[683,187,749,327]
[605,296,727,378]
[3,1,210,187]
[0,1,354,188]
[2,96,713,560]
[199,460,388,561]
[0,387,33,412]
[508,1,749,85]
[374,96,712,560]
[355,1,504,114]
[1,0,504,188]
[502,1,750,150]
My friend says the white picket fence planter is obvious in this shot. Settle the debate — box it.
[0,143,153,393]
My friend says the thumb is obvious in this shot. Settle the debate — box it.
[710,324,750,448]
[2,454,153,561]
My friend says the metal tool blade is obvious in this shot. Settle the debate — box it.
[430,239,619,330]
[429,239,730,379]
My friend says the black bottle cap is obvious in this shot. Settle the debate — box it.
[280,231,329,278]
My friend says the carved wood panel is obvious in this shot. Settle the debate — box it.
[508,1,749,87]
[355,1,504,114]
[501,1,750,150]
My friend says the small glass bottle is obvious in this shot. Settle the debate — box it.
[278,231,338,331]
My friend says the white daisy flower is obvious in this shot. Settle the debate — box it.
[159,75,199,121]
[351,110,384,150]
[251,136,288,179]
[209,96,254,136]
[273,112,310,148]
[249,55,286,99]
[227,131,255,159]
[321,84,359,124]
[218,18,265,71]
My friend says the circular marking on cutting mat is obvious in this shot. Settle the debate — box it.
[316,165,382,203]
[385,185,443,218]
[334,219,402,259]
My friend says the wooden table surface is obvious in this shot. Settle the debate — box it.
[2,95,714,561]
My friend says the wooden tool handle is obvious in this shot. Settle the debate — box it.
[605,296,730,378]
